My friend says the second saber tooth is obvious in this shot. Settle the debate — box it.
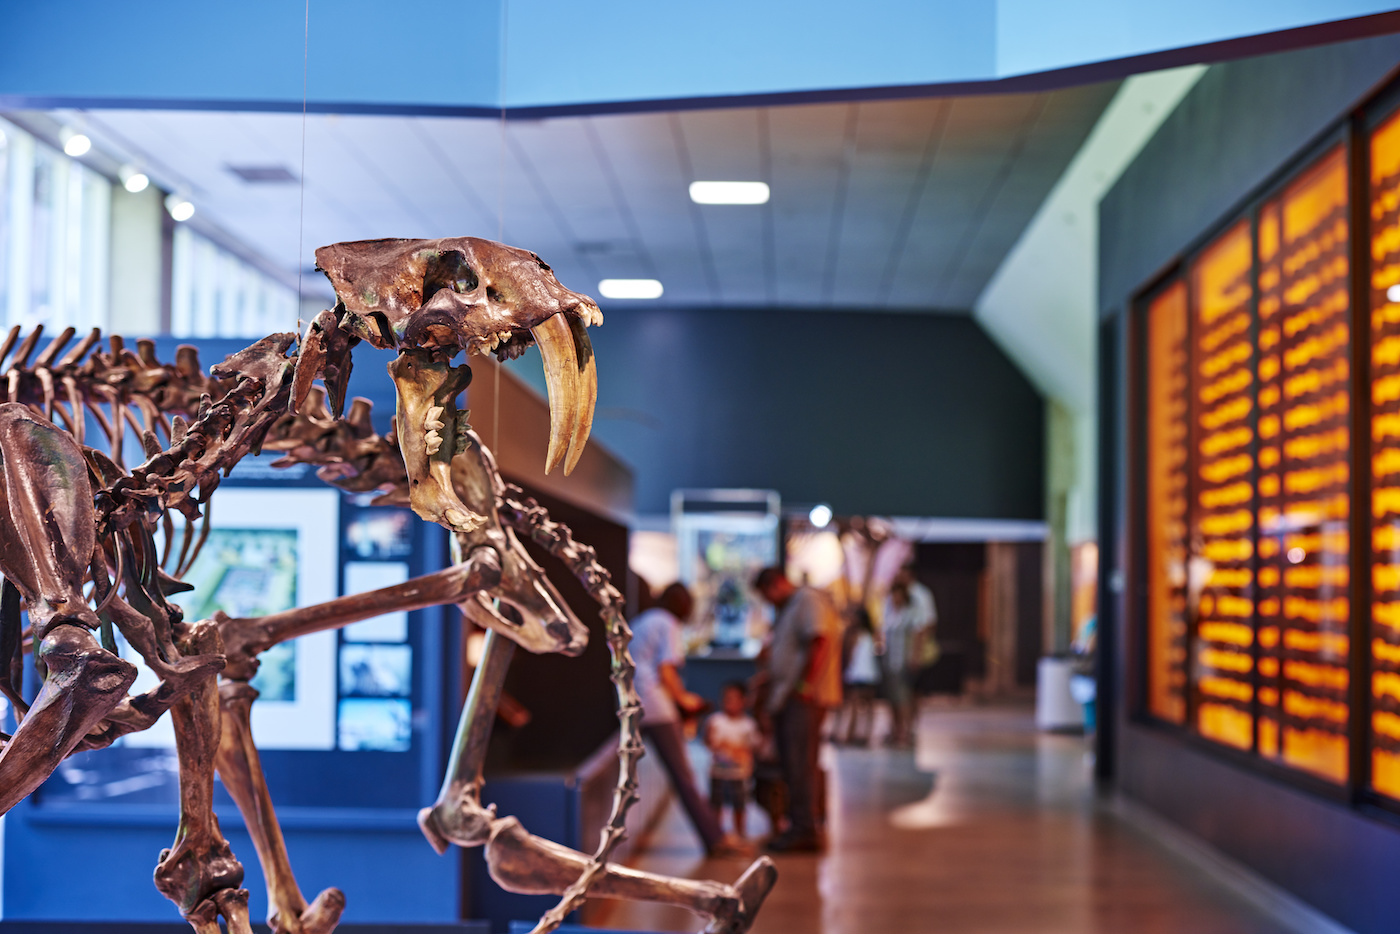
[531,312,596,476]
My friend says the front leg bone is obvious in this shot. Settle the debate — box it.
[216,680,345,934]
[419,628,514,851]
[217,547,500,680]
[209,554,504,930]
[154,618,251,934]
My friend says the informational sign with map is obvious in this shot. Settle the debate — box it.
[125,488,339,751]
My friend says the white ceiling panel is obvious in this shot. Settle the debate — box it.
[36,79,1117,314]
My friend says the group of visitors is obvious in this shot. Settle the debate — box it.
[630,564,938,857]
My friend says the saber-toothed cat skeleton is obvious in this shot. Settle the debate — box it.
[0,237,776,934]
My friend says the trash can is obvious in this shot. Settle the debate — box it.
[1035,656,1084,731]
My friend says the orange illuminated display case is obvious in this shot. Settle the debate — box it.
[1189,220,1257,751]
[1257,146,1351,784]
[1371,109,1400,800]
[1141,143,1353,785]
[1146,281,1189,724]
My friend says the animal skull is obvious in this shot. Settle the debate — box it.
[314,238,600,534]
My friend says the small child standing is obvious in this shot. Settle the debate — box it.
[705,681,762,839]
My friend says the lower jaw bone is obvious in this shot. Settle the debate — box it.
[388,351,484,532]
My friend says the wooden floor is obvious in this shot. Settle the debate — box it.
[594,702,1298,934]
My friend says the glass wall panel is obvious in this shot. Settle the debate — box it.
[171,226,298,339]
[1370,109,1400,799]
[1256,146,1351,783]
[0,118,110,332]
[1147,280,1190,724]
[1189,220,1256,750]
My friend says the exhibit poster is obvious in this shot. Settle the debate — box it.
[673,490,780,652]
[342,561,411,642]
[125,488,340,750]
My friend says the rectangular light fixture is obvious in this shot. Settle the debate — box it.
[689,181,770,205]
[598,278,664,300]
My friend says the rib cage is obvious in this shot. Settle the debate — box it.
[0,322,645,934]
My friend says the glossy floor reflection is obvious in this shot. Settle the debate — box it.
[594,702,1291,933]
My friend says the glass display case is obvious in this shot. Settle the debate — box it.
[672,489,780,653]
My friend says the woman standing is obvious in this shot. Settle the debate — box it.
[881,568,937,748]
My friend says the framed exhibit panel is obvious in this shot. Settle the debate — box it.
[125,488,339,751]
[1256,148,1352,783]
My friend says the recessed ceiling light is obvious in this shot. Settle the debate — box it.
[689,181,769,205]
[61,132,91,158]
[598,279,664,300]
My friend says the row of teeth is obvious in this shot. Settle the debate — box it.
[468,312,602,355]
[470,330,516,354]
[425,405,445,455]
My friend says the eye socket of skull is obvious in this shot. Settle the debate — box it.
[422,250,478,302]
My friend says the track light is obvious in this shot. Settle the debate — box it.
[119,165,149,193]
[60,128,91,158]
[165,194,195,222]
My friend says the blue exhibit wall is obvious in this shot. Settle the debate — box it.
[2,1,1398,113]
[1097,34,1400,934]
[508,307,1045,519]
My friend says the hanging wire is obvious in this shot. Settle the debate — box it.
[493,0,508,454]
[295,0,311,333]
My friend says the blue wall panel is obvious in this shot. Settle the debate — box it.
[3,803,460,924]
[1100,32,1400,317]
[2,1,1395,112]
[0,0,502,109]
[500,0,995,107]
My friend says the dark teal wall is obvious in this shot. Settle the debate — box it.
[1099,32,1400,319]
[510,307,1045,519]
[1097,35,1400,934]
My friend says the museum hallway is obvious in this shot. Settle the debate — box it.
[596,704,1324,934]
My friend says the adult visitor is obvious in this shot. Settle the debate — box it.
[631,582,729,856]
[753,566,835,853]
[881,567,937,748]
